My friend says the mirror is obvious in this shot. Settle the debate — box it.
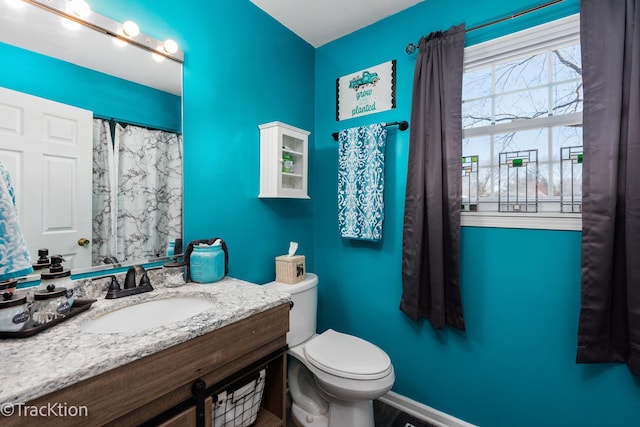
[0,0,183,276]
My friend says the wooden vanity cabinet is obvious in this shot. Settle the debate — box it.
[7,303,289,427]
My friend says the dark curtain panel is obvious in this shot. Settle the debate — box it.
[400,24,466,331]
[577,0,640,375]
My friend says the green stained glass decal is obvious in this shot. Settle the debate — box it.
[560,146,583,213]
[462,155,479,212]
[499,149,538,213]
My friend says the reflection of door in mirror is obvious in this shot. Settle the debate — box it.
[0,87,93,269]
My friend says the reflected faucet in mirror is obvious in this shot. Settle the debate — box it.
[0,0,184,275]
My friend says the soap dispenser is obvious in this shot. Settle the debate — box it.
[163,238,185,286]
[39,255,74,308]
[32,248,51,271]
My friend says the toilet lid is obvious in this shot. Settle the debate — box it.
[303,329,392,380]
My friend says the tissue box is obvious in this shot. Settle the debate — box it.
[275,255,305,284]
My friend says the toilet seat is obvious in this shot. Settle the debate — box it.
[303,329,392,380]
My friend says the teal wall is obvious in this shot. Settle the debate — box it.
[0,42,181,132]
[313,1,640,426]
[8,0,640,425]
[89,0,316,284]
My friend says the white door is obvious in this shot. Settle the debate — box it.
[0,86,93,269]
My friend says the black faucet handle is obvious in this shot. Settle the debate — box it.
[139,272,152,288]
[108,276,121,292]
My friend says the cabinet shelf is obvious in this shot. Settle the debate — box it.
[282,148,303,156]
[259,121,310,199]
[282,172,303,178]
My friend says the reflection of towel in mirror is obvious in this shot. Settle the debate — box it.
[337,123,387,241]
[0,162,33,281]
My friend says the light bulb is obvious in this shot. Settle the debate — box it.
[152,52,165,63]
[70,0,90,17]
[163,39,178,54]
[123,20,140,37]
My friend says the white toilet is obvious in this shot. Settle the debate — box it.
[263,273,394,427]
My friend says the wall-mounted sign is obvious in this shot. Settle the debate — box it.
[336,60,396,121]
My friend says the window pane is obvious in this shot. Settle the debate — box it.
[463,67,492,100]
[554,160,583,211]
[495,129,549,161]
[460,20,582,214]
[495,87,549,122]
[553,81,583,114]
[463,135,491,166]
[552,44,581,82]
[462,97,492,128]
[552,126,583,160]
[537,161,552,198]
[480,166,498,199]
[464,136,495,199]
[495,52,548,93]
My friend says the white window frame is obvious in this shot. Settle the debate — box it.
[460,14,582,231]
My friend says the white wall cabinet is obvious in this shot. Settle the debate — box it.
[258,121,310,199]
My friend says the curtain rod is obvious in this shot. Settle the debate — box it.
[94,114,182,135]
[332,120,409,141]
[405,0,564,54]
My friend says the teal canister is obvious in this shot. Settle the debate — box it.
[190,243,225,283]
[166,240,175,257]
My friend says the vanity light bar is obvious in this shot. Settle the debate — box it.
[22,0,184,63]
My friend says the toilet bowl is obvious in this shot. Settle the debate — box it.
[263,273,395,427]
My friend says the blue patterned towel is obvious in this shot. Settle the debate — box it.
[337,123,387,241]
[0,162,33,281]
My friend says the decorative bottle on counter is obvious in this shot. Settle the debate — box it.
[39,255,74,308]
[190,243,225,284]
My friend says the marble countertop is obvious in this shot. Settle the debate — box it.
[0,270,289,405]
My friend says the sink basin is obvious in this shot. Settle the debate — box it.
[80,297,215,333]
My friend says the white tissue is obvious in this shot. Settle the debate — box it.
[287,241,298,258]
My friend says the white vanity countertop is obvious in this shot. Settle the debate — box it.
[0,273,289,405]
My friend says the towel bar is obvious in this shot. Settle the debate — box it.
[332,120,408,141]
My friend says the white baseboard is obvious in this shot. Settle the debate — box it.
[378,391,477,427]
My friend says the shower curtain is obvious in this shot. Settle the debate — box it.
[400,24,466,331]
[92,119,117,265]
[577,0,640,375]
[92,119,183,265]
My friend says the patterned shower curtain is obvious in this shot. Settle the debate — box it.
[91,119,183,265]
[92,119,116,265]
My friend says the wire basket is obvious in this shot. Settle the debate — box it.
[213,369,266,427]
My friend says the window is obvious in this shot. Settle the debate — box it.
[460,15,582,230]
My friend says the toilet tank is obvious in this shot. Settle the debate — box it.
[262,273,317,347]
